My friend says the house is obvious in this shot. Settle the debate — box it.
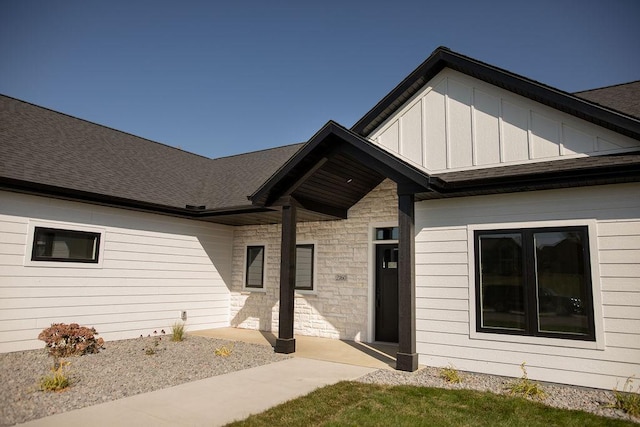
[1,47,639,390]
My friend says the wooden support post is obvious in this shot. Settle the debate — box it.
[275,203,297,354]
[396,192,418,371]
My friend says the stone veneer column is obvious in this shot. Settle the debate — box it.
[275,203,297,353]
[396,192,418,371]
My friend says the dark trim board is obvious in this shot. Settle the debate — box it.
[352,47,640,141]
[250,121,433,211]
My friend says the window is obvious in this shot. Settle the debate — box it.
[31,227,101,263]
[475,226,594,341]
[245,245,265,289]
[375,227,398,241]
[295,244,314,291]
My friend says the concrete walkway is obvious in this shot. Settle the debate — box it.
[19,358,376,427]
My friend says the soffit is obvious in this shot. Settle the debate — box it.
[251,122,433,218]
[196,206,342,226]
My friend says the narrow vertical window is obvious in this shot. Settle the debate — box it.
[295,244,314,291]
[245,246,265,289]
[534,231,590,336]
[478,233,525,331]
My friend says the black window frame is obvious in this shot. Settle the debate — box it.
[294,244,315,291]
[474,226,596,341]
[31,227,101,263]
[375,226,399,241]
[245,245,265,289]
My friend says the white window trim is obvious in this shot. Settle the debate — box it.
[295,241,317,295]
[243,243,267,292]
[24,219,106,269]
[467,219,605,350]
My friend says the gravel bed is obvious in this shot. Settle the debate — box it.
[0,335,289,426]
[357,366,639,423]
[2,335,638,426]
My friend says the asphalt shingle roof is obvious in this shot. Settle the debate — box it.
[0,95,302,211]
[575,81,640,120]
[432,153,640,186]
[2,56,639,217]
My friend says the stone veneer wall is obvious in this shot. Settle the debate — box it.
[229,179,397,342]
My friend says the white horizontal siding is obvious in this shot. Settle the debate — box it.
[606,332,640,350]
[1,300,228,322]
[369,68,640,174]
[0,282,228,297]
[0,191,233,353]
[414,183,640,389]
[418,330,640,363]
[601,277,640,292]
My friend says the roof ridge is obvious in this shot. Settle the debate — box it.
[209,141,305,161]
[0,93,214,162]
[574,80,640,94]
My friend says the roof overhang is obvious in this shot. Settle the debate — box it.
[352,47,640,141]
[5,146,638,227]
[251,120,640,219]
[250,121,434,216]
[0,177,291,226]
[419,153,640,200]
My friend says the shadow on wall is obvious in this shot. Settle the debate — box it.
[229,288,371,342]
[230,292,278,333]
[198,236,233,286]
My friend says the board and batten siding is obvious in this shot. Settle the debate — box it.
[0,191,233,353]
[369,68,640,173]
[415,183,640,390]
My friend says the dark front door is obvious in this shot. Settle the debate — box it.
[375,244,399,342]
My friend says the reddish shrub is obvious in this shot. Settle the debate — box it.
[38,323,104,357]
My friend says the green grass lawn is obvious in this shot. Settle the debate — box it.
[227,381,636,427]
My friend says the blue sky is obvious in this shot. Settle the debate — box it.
[1,0,638,159]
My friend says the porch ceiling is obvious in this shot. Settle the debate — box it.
[194,149,386,225]
[250,121,433,218]
[277,150,386,219]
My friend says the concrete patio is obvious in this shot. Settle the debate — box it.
[190,327,399,370]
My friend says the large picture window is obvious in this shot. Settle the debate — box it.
[31,227,101,263]
[245,245,265,289]
[295,244,315,291]
[475,226,595,341]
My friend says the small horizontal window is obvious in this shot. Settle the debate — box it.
[31,227,101,263]
[375,227,398,241]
